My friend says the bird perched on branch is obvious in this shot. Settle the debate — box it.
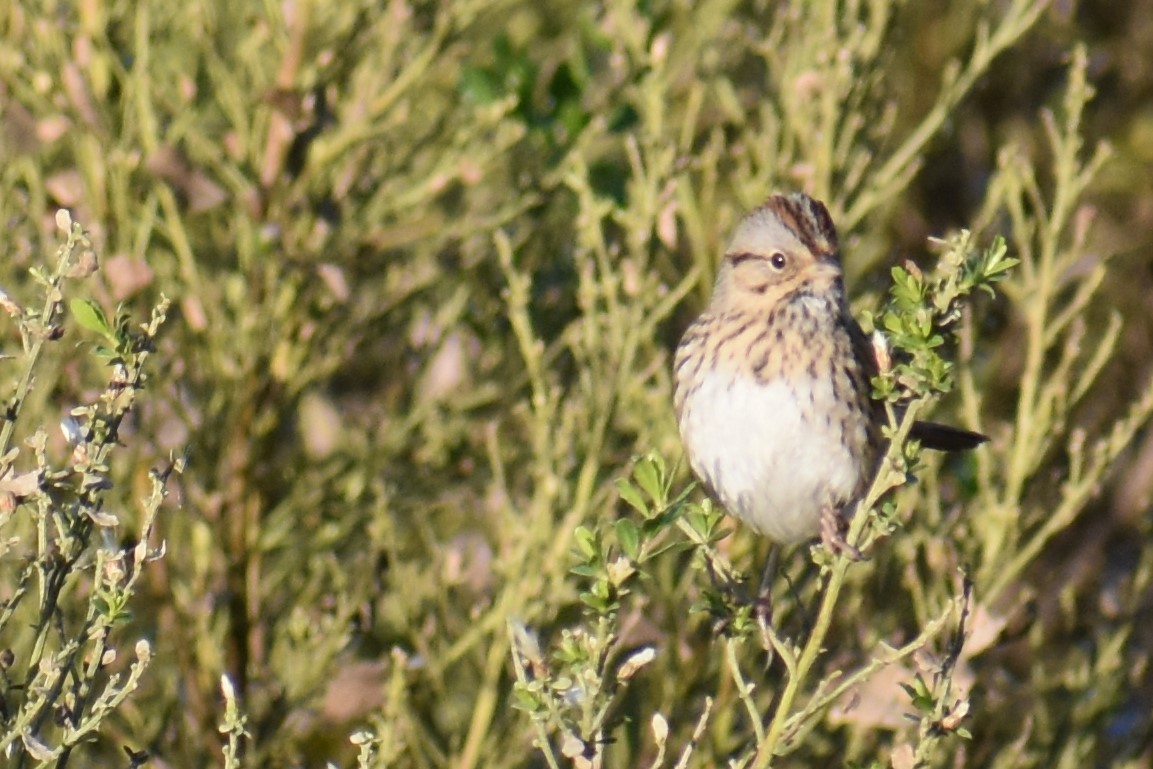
[674,193,987,558]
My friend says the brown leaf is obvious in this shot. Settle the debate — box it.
[104,254,155,300]
[181,295,208,332]
[316,263,349,302]
[891,742,915,769]
[45,169,85,207]
[966,603,1009,657]
[321,660,386,722]
[829,663,912,731]
[146,146,227,213]
[0,469,40,498]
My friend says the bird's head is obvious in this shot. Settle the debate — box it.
[710,193,845,311]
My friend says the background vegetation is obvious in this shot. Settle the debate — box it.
[0,0,1151,766]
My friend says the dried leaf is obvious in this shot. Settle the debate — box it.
[181,295,208,332]
[146,146,227,213]
[0,469,40,497]
[86,509,119,527]
[657,200,678,249]
[46,169,85,206]
[560,734,585,759]
[316,263,350,302]
[651,712,668,745]
[966,603,1009,656]
[890,742,915,769]
[618,646,655,680]
[21,732,55,761]
[829,663,912,731]
[104,254,154,299]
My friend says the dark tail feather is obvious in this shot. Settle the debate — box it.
[910,421,988,451]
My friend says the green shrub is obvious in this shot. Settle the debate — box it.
[0,0,1150,767]
[0,213,173,765]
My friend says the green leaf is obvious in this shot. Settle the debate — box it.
[511,687,543,714]
[685,509,718,538]
[615,518,640,561]
[459,66,501,104]
[572,526,598,560]
[615,478,648,515]
[633,455,663,504]
[647,504,683,531]
[987,256,1019,277]
[668,482,696,509]
[69,298,117,344]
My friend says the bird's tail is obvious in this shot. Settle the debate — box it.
[910,421,989,451]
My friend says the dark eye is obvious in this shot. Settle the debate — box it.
[770,252,787,270]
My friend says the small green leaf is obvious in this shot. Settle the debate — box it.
[511,687,543,713]
[986,256,1019,277]
[685,508,720,538]
[69,298,113,339]
[615,518,640,561]
[459,66,506,104]
[572,526,598,560]
[648,503,683,531]
[615,478,648,515]
[633,455,663,504]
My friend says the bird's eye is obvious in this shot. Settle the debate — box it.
[770,252,787,270]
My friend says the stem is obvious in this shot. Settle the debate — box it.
[749,403,923,768]
[0,227,83,461]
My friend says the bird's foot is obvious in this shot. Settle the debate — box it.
[820,506,863,561]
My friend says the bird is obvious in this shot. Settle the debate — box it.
[673,192,986,558]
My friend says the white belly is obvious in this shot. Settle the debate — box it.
[678,370,867,544]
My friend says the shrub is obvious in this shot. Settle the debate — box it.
[0,0,1150,766]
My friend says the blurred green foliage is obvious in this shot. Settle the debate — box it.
[1,0,1152,766]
